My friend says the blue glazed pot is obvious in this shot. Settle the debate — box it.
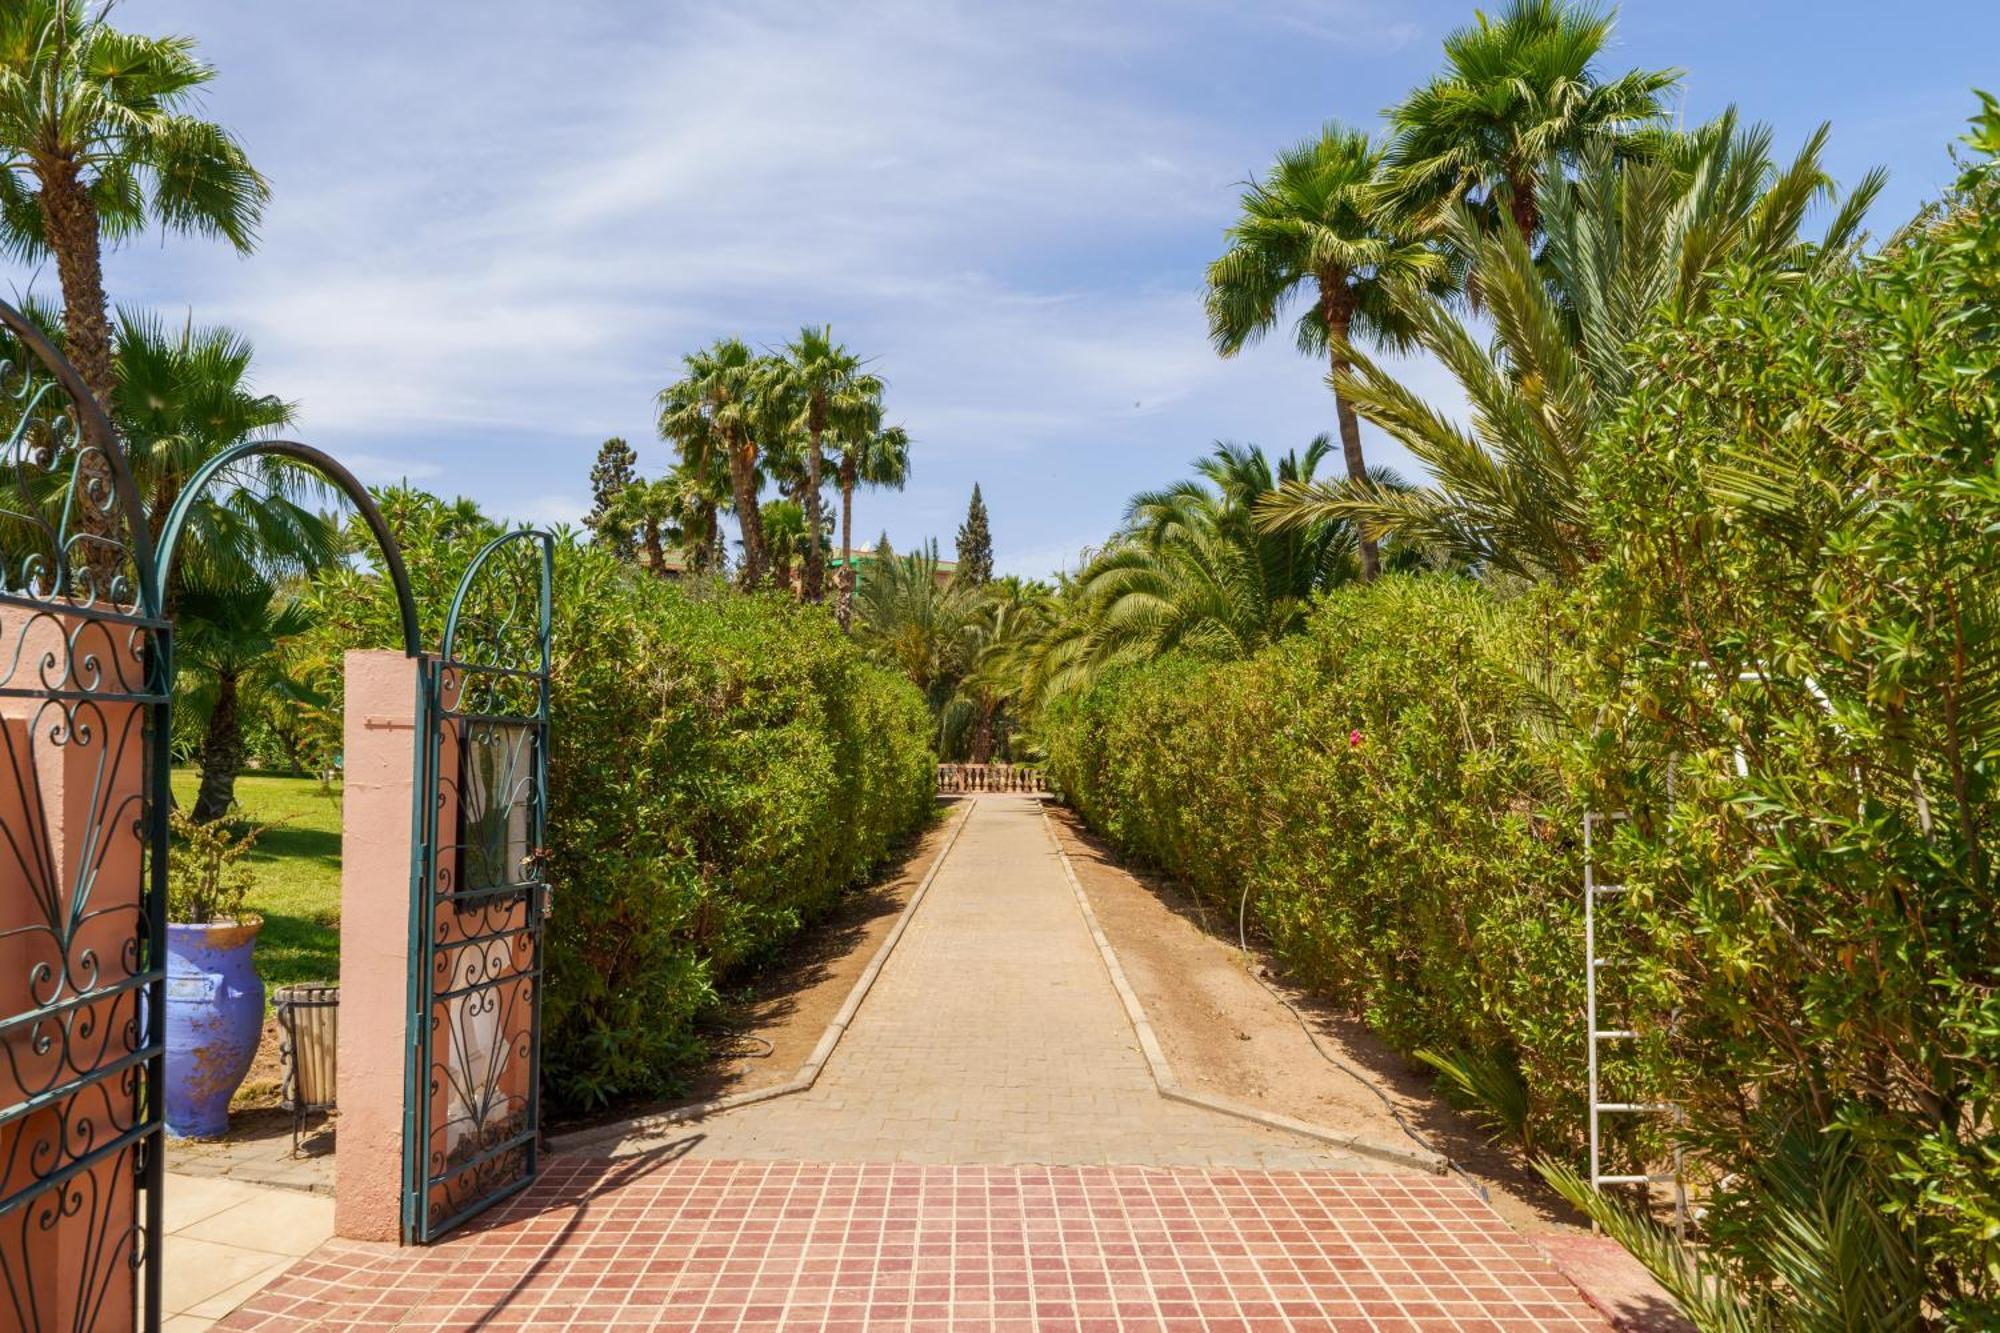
[164,919,264,1138]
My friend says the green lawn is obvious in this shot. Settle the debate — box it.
[171,769,342,994]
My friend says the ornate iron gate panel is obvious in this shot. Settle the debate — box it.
[0,305,168,1330]
[405,530,553,1243]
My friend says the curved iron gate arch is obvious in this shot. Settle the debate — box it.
[407,528,553,1242]
[151,438,425,660]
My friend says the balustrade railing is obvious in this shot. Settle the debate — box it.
[935,763,1045,794]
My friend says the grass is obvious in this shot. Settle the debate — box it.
[170,768,343,995]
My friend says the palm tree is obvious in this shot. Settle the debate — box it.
[658,338,767,586]
[1205,123,1444,581]
[774,326,881,604]
[832,421,910,629]
[853,543,979,742]
[1066,441,1366,674]
[1373,0,1677,241]
[1259,115,1884,584]
[603,475,685,578]
[178,575,312,822]
[760,498,808,594]
[0,1,269,416]
[112,308,334,588]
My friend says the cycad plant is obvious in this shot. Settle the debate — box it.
[1206,123,1444,580]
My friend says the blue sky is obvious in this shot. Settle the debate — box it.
[40,1,2000,577]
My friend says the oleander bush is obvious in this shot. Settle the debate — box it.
[297,489,936,1112]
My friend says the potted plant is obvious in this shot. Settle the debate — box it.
[164,811,265,1138]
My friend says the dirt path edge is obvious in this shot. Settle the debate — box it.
[1038,806,1449,1175]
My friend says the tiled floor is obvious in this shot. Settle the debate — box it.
[219,1158,1605,1331]
[161,1172,336,1331]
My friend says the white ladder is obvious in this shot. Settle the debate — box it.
[1584,810,1688,1233]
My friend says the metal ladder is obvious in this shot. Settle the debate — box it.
[1584,810,1688,1233]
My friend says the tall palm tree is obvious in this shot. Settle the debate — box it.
[1373,0,1677,241]
[832,420,910,629]
[1260,115,1883,584]
[0,1,268,416]
[178,575,312,822]
[774,326,881,604]
[1205,123,1444,581]
[658,338,768,586]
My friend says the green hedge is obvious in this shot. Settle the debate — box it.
[541,556,935,1110]
[1043,577,1587,1146]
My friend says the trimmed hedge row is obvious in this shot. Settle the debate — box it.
[1042,577,1588,1146]
[542,555,936,1110]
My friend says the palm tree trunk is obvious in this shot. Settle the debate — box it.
[644,518,667,577]
[970,699,996,765]
[192,670,245,823]
[1321,283,1379,582]
[801,423,826,603]
[728,438,765,587]
[1506,172,1539,240]
[38,160,125,574]
[836,460,857,630]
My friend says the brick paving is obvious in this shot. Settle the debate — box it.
[219,1158,1602,1331]
[220,797,1612,1329]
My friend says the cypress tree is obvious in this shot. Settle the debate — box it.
[955,483,992,585]
[585,438,639,560]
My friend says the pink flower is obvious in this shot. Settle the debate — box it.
[1348,729,1363,748]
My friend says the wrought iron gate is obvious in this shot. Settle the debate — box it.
[0,305,170,1331]
[405,531,553,1243]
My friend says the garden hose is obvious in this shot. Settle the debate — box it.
[1234,880,1488,1201]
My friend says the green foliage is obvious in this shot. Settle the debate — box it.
[1572,132,2000,1324]
[295,489,935,1112]
[1043,576,1589,1149]
[166,808,259,925]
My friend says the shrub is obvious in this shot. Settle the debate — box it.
[1573,135,2000,1324]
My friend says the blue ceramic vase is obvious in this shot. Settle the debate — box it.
[164,919,264,1138]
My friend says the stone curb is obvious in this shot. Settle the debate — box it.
[548,799,979,1155]
[1039,807,1449,1177]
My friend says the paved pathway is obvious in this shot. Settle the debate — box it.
[221,796,1613,1331]
[657,796,1351,1167]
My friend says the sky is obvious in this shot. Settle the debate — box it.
[36,0,2000,578]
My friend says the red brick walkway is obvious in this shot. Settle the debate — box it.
[220,1156,1607,1331]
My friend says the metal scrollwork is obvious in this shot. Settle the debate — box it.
[408,529,552,1243]
[0,299,168,1331]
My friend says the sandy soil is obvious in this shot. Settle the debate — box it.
[1043,805,1586,1237]
[551,801,961,1132]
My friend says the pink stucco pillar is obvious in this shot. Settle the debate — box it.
[0,606,147,1330]
[334,649,422,1242]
